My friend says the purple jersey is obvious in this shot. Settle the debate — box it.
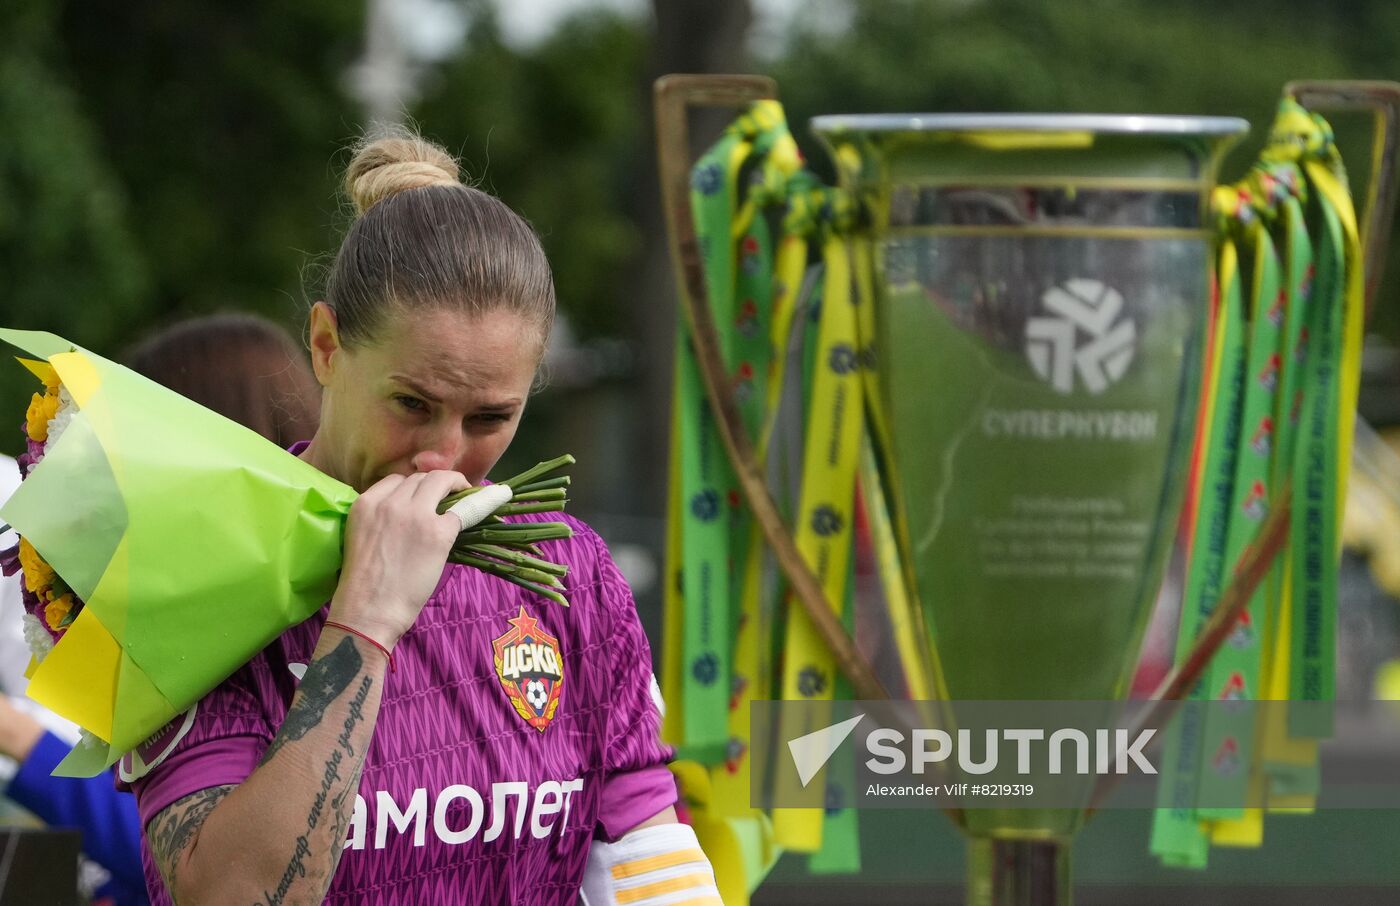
[119,499,675,905]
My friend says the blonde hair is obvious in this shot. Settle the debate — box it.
[344,135,460,214]
[323,129,555,349]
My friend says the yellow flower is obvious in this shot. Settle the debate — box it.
[17,538,55,595]
[25,392,49,442]
[24,388,60,442]
[44,594,74,630]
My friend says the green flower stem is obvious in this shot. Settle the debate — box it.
[499,454,576,491]
[438,486,480,512]
[438,456,573,514]
[431,453,574,599]
[457,522,572,545]
[493,569,570,607]
[468,543,570,576]
[492,502,565,516]
[446,551,570,606]
[507,488,568,503]
[454,553,563,589]
[512,476,571,494]
[509,578,569,607]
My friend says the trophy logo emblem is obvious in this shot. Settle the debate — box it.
[1024,278,1137,395]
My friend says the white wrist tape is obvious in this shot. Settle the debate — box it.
[446,484,512,531]
[579,823,721,906]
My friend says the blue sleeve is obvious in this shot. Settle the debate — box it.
[7,731,147,903]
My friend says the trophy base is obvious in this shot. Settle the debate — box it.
[967,836,1071,906]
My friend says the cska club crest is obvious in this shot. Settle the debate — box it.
[493,606,565,732]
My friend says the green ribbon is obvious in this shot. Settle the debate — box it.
[1286,182,1343,735]
[676,119,746,759]
[1260,170,1323,801]
[807,544,862,874]
[1151,99,1359,866]
[1259,99,1353,736]
[1194,185,1286,818]
[715,109,809,821]
[1149,217,1249,868]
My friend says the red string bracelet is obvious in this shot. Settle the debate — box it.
[323,619,395,672]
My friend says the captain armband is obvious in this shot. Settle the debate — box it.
[579,822,721,906]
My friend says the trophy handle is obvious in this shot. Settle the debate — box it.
[654,74,891,701]
[1285,79,1400,317]
[1124,82,1400,727]
[1092,84,1400,811]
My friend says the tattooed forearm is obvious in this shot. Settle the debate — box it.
[264,748,342,903]
[261,674,376,905]
[327,674,375,877]
[337,675,373,755]
[259,636,364,766]
[148,785,235,899]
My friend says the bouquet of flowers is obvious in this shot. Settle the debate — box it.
[0,329,574,776]
[4,356,81,657]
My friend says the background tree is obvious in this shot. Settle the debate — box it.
[0,1,149,420]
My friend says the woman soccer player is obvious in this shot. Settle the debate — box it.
[122,133,720,905]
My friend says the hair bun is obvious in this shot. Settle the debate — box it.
[345,135,461,215]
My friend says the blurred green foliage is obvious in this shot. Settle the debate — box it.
[0,2,147,347]
[54,0,364,324]
[415,5,648,339]
[2,0,1399,452]
[770,0,1400,337]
